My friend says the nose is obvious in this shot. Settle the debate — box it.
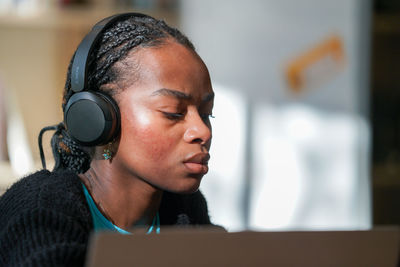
[183,110,212,145]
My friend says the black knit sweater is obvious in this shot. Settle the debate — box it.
[0,170,211,266]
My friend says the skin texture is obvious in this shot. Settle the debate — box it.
[80,40,214,231]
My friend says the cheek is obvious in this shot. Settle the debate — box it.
[135,127,177,162]
[120,111,178,163]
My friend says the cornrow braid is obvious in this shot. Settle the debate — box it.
[50,123,91,173]
[44,13,195,173]
[86,16,185,91]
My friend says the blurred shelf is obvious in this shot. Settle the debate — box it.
[373,14,400,34]
[372,163,400,187]
[0,6,179,30]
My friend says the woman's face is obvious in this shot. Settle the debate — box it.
[113,40,214,194]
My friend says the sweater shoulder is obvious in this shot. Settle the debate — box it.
[0,169,91,230]
[0,170,90,266]
[0,169,81,206]
[159,190,211,225]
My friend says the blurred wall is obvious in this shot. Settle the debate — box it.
[181,0,371,230]
[0,7,177,177]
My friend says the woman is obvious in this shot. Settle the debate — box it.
[0,12,215,266]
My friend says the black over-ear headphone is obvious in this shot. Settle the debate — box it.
[64,12,149,146]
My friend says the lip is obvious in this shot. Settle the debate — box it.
[183,153,210,174]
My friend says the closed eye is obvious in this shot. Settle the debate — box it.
[162,112,184,121]
[162,112,214,122]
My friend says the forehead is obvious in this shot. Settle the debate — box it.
[120,40,213,100]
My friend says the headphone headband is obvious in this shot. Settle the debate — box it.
[66,12,151,146]
[70,12,150,93]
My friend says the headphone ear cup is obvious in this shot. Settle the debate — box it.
[64,91,120,146]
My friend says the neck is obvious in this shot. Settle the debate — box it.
[79,159,163,231]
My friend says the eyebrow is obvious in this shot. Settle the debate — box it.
[151,88,214,102]
[203,92,215,102]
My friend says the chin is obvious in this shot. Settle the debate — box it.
[179,186,200,194]
[167,175,203,194]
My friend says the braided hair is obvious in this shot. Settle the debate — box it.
[39,14,195,174]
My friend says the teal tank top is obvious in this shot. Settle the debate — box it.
[81,183,160,234]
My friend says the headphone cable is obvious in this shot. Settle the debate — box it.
[38,124,59,169]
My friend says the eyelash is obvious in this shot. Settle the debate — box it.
[162,112,215,121]
[201,114,215,121]
[163,112,184,121]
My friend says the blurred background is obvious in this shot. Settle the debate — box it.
[0,0,398,232]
